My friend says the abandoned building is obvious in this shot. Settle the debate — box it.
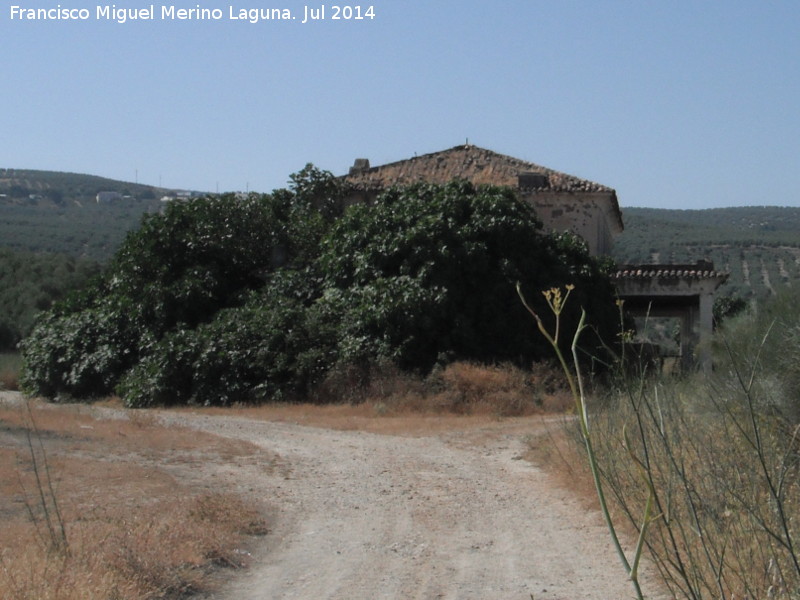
[342,144,728,370]
[343,144,623,257]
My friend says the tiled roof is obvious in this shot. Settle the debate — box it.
[343,144,615,194]
[613,262,729,281]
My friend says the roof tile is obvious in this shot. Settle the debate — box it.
[613,262,729,281]
[343,144,615,194]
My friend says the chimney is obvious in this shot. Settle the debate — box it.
[349,158,370,175]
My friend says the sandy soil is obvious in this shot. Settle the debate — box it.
[156,410,658,600]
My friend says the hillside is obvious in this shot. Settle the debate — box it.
[613,206,800,300]
[2,170,799,300]
[0,169,200,260]
[0,168,172,204]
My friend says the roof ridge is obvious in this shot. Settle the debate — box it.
[343,144,614,193]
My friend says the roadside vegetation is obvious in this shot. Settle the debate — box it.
[19,167,619,407]
[1,353,21,390]
[532,288,800,599]
[0,397,270,600]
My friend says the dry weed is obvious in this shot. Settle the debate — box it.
[428,362,570,416]
[0,400,269,600]
[310,360,571,417]
[315,360,571,417]
[0,492,268,600]
[0,369,18,391]
[578,380,800,600]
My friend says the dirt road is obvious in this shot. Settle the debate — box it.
[158,411,654,600]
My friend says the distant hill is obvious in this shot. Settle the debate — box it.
[2,170,798,300]
[0,169,203,261]
[614,206,800,300]
[0,168,173,204]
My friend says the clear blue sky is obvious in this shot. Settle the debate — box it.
[2,1,798,208]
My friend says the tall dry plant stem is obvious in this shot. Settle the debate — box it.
[723,321,800,580]
[517,283,656,600]
[20,398,69,555]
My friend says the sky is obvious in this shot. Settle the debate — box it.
[1,1,798,209]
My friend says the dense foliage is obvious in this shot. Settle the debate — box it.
[21,171,620,406]
[117,269,334,407]
[318,181,618,371]
[21,187,319,400]
[0,248,100,351]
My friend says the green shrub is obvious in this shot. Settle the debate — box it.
[119,273,336,407]
[20,184,328,401]
[713,289,800,420]
[22,174,619,407]
[20,298,146,399]
[106,193,290,336]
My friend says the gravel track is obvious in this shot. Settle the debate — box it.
[159,411,654,600]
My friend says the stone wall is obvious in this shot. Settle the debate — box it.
[523,190,619,256]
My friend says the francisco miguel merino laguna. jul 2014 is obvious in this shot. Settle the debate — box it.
[9,4,376,23]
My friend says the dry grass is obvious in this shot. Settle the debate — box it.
[313,360,572,417]
[184,361,573,436]
[522,416,608,515]
[0,398,270,600]
[0,493,265,600]
[543,379,800,600]
[429,361,572,415]
[0,399,263,461]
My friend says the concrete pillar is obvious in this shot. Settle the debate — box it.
[698,292,715,373]
[680,310,694,372]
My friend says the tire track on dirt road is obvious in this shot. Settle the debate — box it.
[164,412,659,600]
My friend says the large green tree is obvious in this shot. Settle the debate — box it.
[318,180,619,371]
[21,165,335,399]
[21,172,620,406]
